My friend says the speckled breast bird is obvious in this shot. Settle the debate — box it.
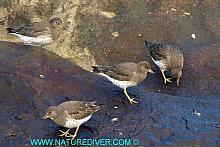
[6,17,65,46]
[144,40,184,86]
[42,101,100,140]
[92,61,154,104]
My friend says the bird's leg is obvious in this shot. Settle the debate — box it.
[59,128,71,137]
[123,88,138,104]
[68,126,80,140]
[161,70,172,84]
[176,79,180,86]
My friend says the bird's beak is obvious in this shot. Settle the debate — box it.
[60,25,67,30]
[148,69,154,74]
[42,114,49,119]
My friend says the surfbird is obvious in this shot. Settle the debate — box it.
[42,101,100,140]
[6,17,65,46]
[144,40,184,86]
[92,61,154,104]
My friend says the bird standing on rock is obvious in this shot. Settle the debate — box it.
[6,17,65,46]
[92,61,154,104]
[42,101,100,140]
[144,40,184,86]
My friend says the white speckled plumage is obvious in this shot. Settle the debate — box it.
[145,40,184,86]
[151,57,167,70]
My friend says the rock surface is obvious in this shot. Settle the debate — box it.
[0,0,220,70]
[0,41,219,147]
[0,0,220,146]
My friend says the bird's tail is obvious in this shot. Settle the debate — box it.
[6,28,17,34]
[92,65,111,74]
[144,40,154,48]
[91,66,102,73]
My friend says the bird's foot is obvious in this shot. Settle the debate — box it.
[69,133,77,140]
[164,78,172,84]
[68,126,80,140]
[59,129,70,137]
[128,97,138,104]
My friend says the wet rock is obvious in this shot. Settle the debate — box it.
[0,41,219,147]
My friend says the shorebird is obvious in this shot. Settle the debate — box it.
[144,40,184,86]
[6,17,65,46]
[92,61,154,104]
[42,101,100,140]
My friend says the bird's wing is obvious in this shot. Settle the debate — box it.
[148,43,168,61]
[170,47,184,68]
[61,101,100,120]
[93,63,136,81]
[18,21,51,37]
[145,41,168,61]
